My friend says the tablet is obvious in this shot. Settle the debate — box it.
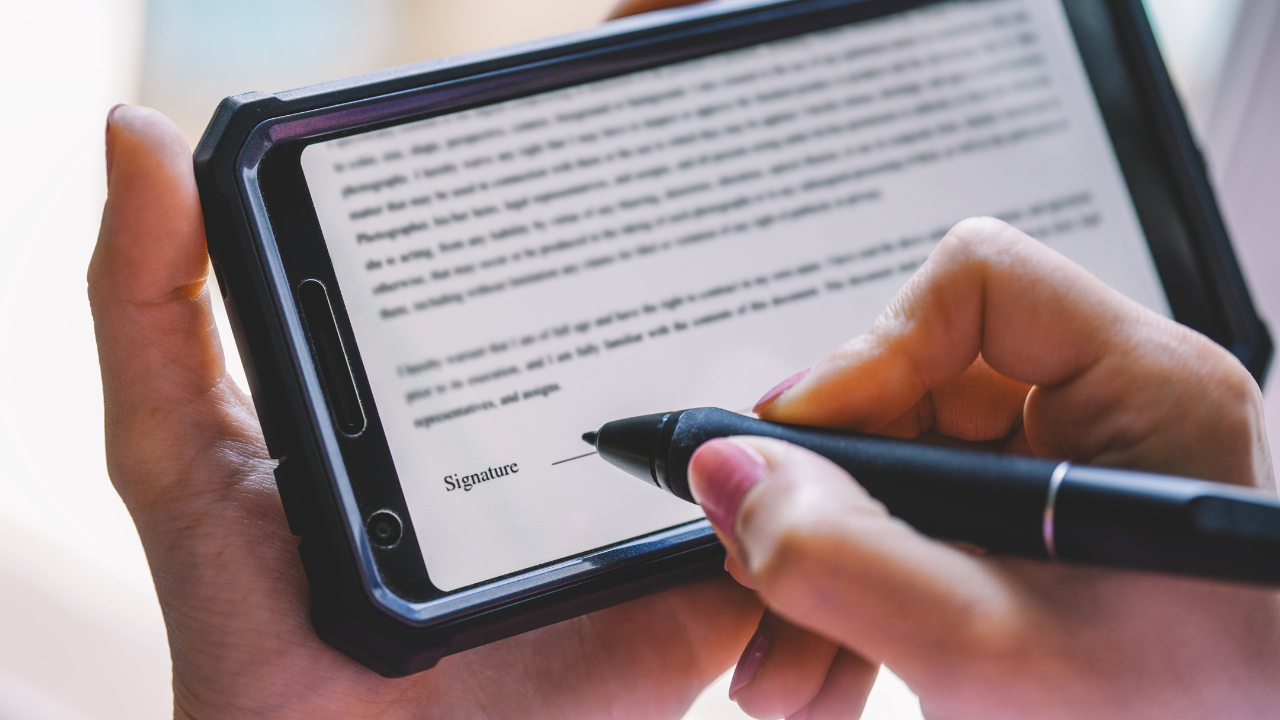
[194,0,1271,676]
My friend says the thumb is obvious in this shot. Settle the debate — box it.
[689,437,1028,676]
[88,105,254,510]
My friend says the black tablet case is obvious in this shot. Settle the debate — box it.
[193,0,1271,676]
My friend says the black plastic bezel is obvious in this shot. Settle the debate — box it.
[193,0,1271,676]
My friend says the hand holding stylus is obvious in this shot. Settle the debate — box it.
[689,219,1280,720]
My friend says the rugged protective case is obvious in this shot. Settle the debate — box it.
[192,0,1271,678]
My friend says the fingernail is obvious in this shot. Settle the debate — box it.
[753,367,811,413]
[787,705,811,720]
[688,439,767,544]
[729,629,770,699]
[105,103,127,183]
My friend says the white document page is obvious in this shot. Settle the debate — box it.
[301,0,1169,591]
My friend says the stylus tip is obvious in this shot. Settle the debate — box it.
[582,431,599,447]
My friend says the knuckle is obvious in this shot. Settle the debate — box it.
[926,217,1043,286]
[1163,324,1263,426]
[1211,347,1263,409]
[939,216,1021,259]
[1098,319,1270,486]
[1201,345,1266,440]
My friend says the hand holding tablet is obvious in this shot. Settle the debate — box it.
[92,102,760,720]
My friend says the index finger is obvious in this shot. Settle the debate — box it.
[761,218,1123,425]
[758,217,1266,484]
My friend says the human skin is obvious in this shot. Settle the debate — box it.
[90,3,764,717]
[89,108,761,720]
[687,218,1280,720]
[90,1,1280,718]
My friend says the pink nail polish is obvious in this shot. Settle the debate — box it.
[688,439,767,543]
[787,705,811,720]
[753,367,811,413]
[729,629,770,699]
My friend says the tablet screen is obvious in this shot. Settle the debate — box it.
[300,0,1169,591]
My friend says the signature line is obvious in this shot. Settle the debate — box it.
[551,451,598,466]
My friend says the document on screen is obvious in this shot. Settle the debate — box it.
[300,0,1169,591]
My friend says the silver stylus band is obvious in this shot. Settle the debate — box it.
[1043,461,1070,561]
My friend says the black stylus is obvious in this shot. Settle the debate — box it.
[583,407,1280,585]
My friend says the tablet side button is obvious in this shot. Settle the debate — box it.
[297,279,367,437]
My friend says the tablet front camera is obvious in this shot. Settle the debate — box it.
[366,510,403,549]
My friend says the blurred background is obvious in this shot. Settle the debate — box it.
[0,0,1276,717]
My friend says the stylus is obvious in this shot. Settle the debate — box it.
[582,407,1280,585]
